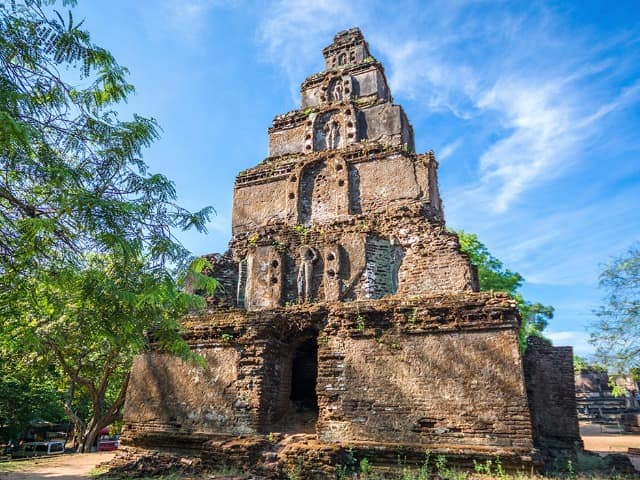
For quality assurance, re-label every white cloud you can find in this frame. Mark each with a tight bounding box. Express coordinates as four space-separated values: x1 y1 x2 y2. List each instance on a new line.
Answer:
438 139 463 162
547 330 594 356
579 79 640 128
472 75 640 212
257 0 364 102
373 36 478 120
161 0 238 40
381 46 637 213
473 78 579 212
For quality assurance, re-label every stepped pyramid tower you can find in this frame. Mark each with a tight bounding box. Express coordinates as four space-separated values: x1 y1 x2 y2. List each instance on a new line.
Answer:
122 29 580 475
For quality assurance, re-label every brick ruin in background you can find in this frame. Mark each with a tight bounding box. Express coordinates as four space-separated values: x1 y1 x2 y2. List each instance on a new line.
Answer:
122 28 581 477
574 364 640 433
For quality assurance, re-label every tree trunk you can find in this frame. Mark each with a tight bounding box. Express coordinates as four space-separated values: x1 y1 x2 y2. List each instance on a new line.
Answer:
80 421 103 453
76 375 130 453
62 383 85 452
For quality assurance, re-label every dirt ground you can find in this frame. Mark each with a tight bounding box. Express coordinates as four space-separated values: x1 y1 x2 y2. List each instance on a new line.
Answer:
580 422 640 470
0 452 115 480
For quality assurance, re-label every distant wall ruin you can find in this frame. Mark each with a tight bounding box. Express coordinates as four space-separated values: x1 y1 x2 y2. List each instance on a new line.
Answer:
524 336 582 453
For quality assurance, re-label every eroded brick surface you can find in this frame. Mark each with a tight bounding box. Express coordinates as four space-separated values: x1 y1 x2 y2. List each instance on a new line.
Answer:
523 337 582 455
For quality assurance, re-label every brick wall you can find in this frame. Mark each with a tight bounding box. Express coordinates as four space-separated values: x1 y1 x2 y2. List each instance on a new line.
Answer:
124 293 534 457
523 336 582 452
219 208 478 310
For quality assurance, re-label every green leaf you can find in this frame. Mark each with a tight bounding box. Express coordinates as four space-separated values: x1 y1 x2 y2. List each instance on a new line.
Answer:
0 0 216 449
457 230 553 351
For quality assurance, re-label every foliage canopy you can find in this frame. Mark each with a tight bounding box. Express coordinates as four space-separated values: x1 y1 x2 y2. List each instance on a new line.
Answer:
590 243 640 372
0 0 216 449
457 231 553 349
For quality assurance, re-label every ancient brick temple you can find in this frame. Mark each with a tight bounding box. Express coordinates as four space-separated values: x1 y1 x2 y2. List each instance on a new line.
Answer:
123 29 580 475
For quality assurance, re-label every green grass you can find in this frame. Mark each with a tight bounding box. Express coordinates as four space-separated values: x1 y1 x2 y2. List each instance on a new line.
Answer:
4 461 635 480
90 474 640 480
88 464 112 476
3 453 635 480
334 471 638 480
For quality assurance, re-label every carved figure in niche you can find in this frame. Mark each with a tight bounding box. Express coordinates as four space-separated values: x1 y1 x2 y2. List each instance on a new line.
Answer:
297 245 319 303
325 120 341 149
390 237 404 293
329 81 343 102
237 259 248 307
338 53 346 66
313 111 340 151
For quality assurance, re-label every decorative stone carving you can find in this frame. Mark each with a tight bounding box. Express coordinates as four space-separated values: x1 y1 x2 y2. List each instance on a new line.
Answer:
245 246 283 309
324 245 341 301
329 79 343 102
326 119 341 149
323 28 372 70
333 156 350 216
237 258 248 307
297 245 319 303
390 236 404 293
267 252 283 305
313 112 341 151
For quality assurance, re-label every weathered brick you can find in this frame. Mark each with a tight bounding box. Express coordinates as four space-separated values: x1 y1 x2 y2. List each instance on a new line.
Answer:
122 27 578 477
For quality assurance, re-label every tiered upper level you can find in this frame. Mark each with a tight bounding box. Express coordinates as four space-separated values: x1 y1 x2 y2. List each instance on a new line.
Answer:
214 29 478 310
232 28 442 235
269 28 413 157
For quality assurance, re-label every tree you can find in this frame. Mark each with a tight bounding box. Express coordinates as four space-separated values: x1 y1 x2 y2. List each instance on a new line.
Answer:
457 231 553 349
5 252 215 451
0 356 66 442
573 355 589 374
590 243 640 373
0 1 216 451
0 0 213 281
572 355 606 375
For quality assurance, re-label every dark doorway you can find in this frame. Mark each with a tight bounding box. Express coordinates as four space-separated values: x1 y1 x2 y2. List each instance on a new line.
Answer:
269 336 318 433
290 337 319 413
268 335 319 434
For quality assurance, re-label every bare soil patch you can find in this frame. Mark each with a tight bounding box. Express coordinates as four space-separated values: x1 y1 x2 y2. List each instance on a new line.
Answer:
0 452 115 480
580 421 640 470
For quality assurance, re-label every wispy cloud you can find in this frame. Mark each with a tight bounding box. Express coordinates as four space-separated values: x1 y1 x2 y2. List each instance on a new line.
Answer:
474 78 579 212
373 37 478 120
376 30 639 214
438 139 463 162
547 330 593 355
161 0 238 40
474 75 640 212
257 0 365 101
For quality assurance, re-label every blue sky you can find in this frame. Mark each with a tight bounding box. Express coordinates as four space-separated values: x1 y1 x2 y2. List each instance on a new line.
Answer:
70 0 639 356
